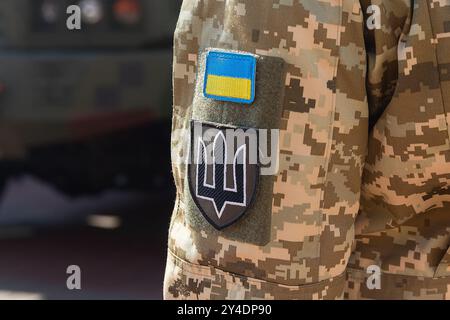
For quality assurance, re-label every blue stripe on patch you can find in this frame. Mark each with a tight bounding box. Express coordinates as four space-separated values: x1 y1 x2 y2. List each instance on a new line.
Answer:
206 51 256 79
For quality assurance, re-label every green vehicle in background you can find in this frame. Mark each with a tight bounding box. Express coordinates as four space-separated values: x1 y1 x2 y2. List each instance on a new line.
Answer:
0 0 180 196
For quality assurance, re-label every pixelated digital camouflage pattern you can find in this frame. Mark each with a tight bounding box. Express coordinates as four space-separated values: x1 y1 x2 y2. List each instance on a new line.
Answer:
360 0 412 128
165 0 368 299
346 0 450 299
166 0 450 300
165 250 346 299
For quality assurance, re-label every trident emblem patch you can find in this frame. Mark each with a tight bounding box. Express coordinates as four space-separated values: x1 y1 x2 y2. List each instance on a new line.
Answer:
188 121 259 230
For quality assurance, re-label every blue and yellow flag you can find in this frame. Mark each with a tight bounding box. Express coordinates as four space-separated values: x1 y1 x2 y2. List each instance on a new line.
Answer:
203 51 256 104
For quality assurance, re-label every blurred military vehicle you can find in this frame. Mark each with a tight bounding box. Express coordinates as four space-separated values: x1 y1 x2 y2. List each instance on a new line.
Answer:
0 0 181 195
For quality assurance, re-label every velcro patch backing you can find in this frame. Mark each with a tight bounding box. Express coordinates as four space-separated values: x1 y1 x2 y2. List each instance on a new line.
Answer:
186 48 286 246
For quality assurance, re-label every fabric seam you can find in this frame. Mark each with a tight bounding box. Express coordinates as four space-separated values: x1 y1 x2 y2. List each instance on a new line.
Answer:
168 249 346 289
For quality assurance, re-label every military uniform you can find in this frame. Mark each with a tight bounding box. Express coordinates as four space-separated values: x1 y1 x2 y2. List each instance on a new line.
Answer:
164 0 450 300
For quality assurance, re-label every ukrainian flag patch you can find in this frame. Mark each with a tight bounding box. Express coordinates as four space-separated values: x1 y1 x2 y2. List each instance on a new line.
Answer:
203 51 256 104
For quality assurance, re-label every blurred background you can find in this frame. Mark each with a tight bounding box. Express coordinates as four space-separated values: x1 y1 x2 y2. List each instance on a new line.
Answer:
0 0 181 299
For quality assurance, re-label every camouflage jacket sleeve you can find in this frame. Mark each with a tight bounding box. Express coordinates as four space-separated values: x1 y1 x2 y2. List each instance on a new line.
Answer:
165 0 368 300
164 0 449 300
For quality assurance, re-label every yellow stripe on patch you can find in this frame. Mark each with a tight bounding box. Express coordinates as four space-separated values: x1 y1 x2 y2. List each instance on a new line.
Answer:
205 75 252 101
